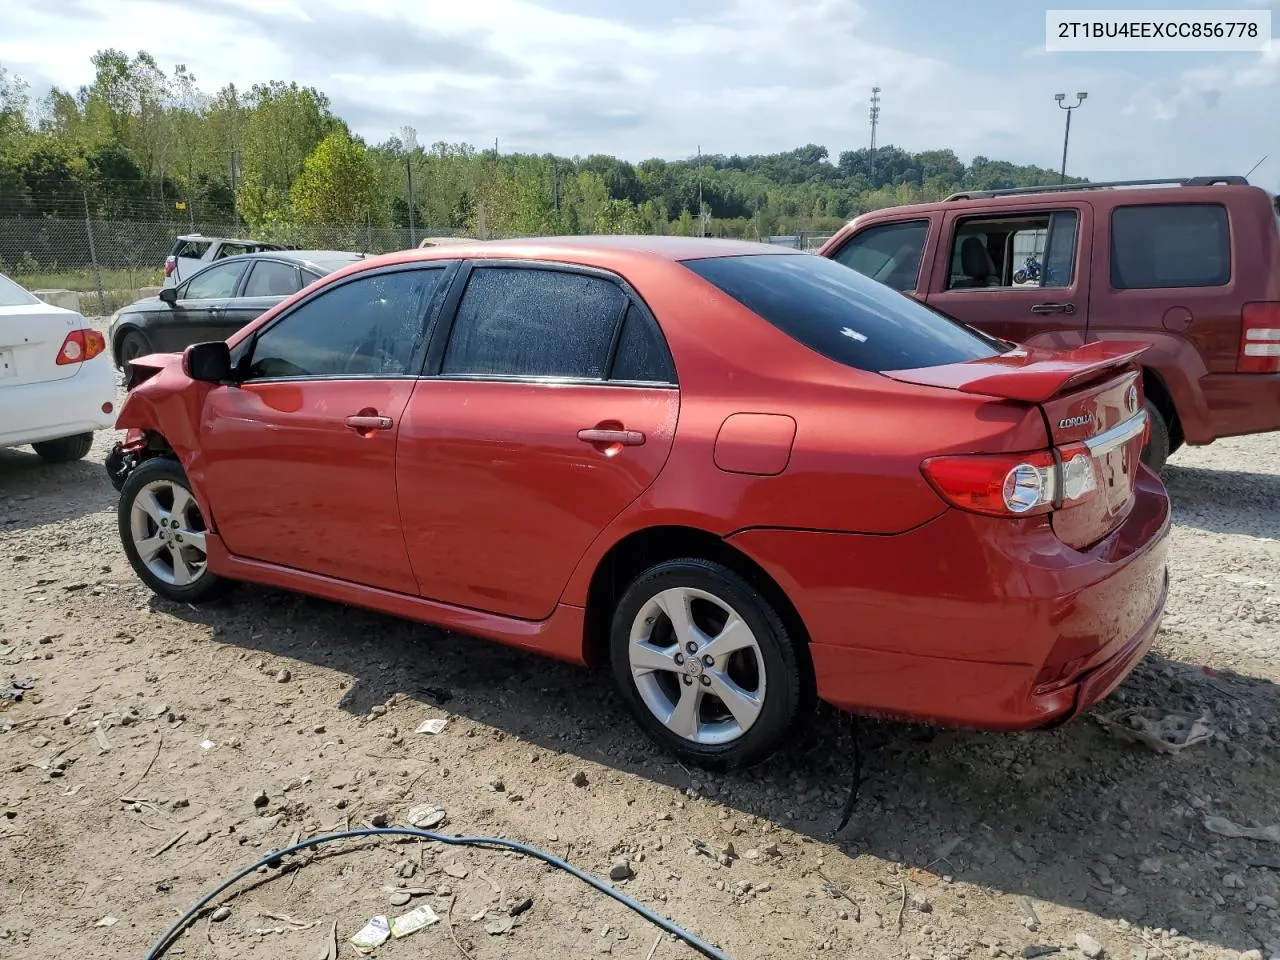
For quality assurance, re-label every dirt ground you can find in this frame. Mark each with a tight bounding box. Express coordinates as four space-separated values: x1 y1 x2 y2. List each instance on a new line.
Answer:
2 363 1278 960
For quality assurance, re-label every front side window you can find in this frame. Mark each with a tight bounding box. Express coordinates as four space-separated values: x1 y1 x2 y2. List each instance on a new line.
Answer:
947 210 1079 290
442 267 626 379
245 268 445 379
684 253 1000 373
182 261 247 300
1111 203 1230 289
831 220 929 292
243 261 302 298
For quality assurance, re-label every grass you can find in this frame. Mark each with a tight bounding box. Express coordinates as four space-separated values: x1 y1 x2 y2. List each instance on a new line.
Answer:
9 267 165 315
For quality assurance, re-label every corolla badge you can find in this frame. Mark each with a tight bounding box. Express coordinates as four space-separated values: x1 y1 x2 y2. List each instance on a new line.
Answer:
1058 414 1093 429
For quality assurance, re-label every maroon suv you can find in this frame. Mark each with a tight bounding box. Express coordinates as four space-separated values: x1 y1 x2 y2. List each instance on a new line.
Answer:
819 176 1280 471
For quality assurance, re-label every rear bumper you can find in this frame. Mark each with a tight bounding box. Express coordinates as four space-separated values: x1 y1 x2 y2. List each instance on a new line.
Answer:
1196 372 1280 441
727 466 1171 730
0 358 117 448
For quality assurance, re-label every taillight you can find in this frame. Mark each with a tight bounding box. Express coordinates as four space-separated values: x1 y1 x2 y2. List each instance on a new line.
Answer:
922 443 1099 519
164 257 176 277
56 329 107 365
1239 302 1280 373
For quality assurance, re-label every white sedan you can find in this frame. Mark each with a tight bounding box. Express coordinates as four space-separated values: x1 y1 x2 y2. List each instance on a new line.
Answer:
0 273 117 463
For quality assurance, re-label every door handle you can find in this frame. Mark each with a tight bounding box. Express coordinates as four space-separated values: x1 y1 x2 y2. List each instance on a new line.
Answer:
1030 302 1075 315
345 414 393 431
578 428 645 446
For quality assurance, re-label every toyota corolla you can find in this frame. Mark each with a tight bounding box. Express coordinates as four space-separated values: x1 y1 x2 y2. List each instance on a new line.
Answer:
107 236 1170 770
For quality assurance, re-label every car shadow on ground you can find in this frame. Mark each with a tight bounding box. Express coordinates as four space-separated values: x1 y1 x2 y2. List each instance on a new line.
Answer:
159 587 1280 955
1164 462 1280 539
0 447 116 533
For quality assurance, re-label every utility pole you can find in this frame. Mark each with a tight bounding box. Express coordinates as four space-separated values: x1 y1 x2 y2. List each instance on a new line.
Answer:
551 158 558 215
697 144 705 237
869 86 881 183
229 148 239 229
1055 92 1087 183
401 127 419 243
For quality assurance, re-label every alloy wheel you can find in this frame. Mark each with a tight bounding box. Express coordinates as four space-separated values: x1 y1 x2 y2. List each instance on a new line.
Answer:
128 479 209 587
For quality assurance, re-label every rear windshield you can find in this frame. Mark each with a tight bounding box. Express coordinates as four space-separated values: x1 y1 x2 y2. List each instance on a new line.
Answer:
0 273 40 307
683 253 1001 372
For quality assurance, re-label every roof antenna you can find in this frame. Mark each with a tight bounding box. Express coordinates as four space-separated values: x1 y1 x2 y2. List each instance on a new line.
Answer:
1243 154 1267 180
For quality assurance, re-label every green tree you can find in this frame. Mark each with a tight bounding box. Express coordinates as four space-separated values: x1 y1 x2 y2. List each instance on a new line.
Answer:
290 131 378 226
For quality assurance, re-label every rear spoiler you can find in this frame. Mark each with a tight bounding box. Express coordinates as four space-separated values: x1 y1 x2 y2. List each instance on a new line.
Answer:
883 341 1150 404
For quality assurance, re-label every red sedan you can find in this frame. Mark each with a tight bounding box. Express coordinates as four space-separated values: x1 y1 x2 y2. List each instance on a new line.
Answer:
109 237 1171 770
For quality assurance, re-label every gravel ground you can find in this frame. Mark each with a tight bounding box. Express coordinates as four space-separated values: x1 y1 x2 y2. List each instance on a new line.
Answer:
1 355 1278 960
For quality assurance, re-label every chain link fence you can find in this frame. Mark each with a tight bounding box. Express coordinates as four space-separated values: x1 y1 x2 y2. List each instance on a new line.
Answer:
0 217 484 315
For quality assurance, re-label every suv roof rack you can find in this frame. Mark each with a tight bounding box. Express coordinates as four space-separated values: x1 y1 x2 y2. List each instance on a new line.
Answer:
944 176 1250 202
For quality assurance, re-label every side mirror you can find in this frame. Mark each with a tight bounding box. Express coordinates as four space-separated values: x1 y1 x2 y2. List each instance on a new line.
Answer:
183 341 232 383
159 287 178 304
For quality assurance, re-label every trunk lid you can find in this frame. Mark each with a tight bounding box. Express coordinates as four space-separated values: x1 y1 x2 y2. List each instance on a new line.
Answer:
885 341 1150 550
0 302 83 388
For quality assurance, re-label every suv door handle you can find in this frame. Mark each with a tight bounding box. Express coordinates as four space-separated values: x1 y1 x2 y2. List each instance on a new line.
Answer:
578 427 645 446
345 414 393 431
1031 302 1075 315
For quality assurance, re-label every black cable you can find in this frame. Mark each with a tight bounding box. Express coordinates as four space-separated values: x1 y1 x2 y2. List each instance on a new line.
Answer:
835 715 863 832
143 826 733 960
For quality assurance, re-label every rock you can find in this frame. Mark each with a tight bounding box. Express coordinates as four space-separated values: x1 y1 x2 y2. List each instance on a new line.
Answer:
509 897 533 917
1223 873 1245 889
1076 933 1104 959
313 724 326 734
571 771 589 788
1090 864 1114 885
911 893 933 913
252 790 269 809
721 842 736 859
609 859 633 881
370 705 388 717
755 883 771 893
485 916 514 936
1238 952 1262 960
275 669 291 683
399 861 416 879
762 843 780 858
1255 894 1278 909
389 891 412 907
370 812 389 828
1023 947 1057 959
1138 858 1162 875
444 863 468 879
488 777 505 793
211 906 231 922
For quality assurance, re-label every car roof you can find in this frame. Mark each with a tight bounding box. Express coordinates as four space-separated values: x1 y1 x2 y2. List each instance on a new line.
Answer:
366 235 806 270
202 250 366 271
177 234 284 247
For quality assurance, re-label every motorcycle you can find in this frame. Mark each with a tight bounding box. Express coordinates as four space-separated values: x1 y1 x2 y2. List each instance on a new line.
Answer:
1013 255 1042 285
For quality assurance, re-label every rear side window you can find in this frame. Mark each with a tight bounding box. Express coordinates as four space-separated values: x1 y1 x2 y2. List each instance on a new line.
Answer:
243 261 302 298
172 239 210 259
830 220 928 292
685 254 1000 372
610 305 677 383
442 267 626 379
1111 204 1230 289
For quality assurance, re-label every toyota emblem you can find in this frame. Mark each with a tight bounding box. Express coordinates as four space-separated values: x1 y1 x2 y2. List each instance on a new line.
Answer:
1125 384 1139 415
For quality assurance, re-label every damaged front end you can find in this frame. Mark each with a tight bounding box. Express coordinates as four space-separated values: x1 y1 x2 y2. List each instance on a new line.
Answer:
105 427 149 491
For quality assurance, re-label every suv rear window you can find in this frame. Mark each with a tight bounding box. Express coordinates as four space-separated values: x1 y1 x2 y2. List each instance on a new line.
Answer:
684 254 1001 372
1110 204 1230 289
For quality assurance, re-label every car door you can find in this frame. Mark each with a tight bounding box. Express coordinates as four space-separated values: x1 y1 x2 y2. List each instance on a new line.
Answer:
153 260 249 353
197 264 454 593
219 259 309 337
396 262 680 620
924 203 1093 350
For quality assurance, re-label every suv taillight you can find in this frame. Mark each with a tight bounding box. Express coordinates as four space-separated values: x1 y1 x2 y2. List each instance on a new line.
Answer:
1239 302 1280 373
164 256 176 277
922 443 1100 519
56 329 107 365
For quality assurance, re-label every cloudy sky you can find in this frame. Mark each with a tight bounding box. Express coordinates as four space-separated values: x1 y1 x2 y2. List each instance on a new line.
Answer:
2 0 1278 184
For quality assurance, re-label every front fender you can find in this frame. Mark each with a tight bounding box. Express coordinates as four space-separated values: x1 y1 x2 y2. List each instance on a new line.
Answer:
114 352 220 529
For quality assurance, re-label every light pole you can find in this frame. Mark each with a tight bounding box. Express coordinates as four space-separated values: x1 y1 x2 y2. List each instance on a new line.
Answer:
1055 92 1087 183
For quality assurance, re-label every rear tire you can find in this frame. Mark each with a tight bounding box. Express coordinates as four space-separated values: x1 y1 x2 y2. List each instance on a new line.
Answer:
1141 400 1171 474
32 433 93 463
608 558 809 771
118 457 233 604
